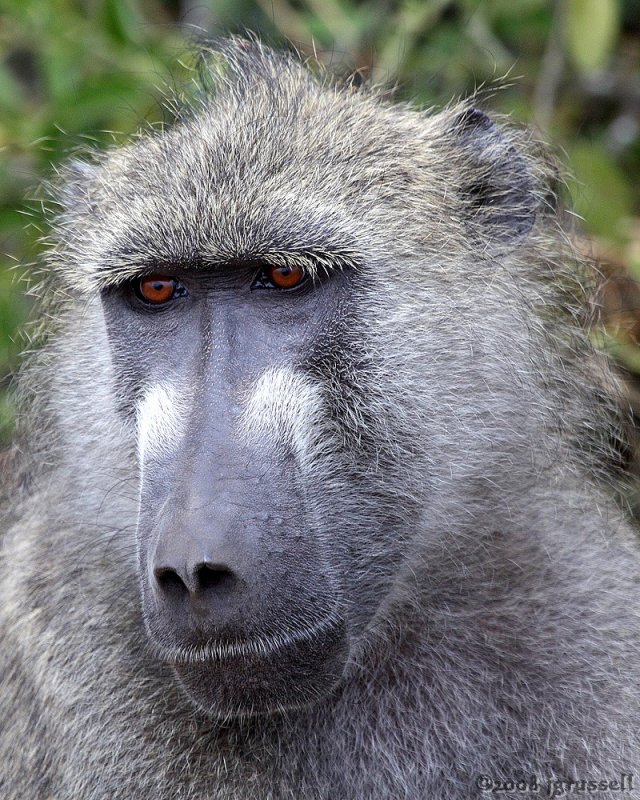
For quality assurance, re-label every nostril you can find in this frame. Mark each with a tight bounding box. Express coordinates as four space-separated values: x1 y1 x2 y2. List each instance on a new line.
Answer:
154 567 189 598
195 563 238 593
152 562 239 598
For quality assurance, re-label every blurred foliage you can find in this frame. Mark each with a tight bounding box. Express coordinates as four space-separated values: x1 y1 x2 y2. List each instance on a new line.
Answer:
1 0 640 445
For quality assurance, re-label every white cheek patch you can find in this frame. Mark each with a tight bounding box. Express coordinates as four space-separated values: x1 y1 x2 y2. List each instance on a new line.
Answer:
238 367 324 459
136 382 189 463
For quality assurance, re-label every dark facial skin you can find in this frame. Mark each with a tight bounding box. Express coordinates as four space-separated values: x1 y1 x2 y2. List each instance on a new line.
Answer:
101 261 352 717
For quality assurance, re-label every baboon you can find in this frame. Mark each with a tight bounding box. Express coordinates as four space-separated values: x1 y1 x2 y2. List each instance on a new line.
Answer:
2 37 640 800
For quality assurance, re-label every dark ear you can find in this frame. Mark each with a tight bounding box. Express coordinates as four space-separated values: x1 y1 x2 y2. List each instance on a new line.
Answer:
453 108 537 244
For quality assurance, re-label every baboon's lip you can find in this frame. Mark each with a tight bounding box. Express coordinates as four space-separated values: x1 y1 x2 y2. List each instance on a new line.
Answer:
170 616 350 717
155 612 347 666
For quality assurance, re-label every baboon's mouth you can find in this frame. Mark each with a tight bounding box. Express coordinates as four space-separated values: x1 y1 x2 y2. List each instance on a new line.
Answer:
159 612 346 665
162 616 349 717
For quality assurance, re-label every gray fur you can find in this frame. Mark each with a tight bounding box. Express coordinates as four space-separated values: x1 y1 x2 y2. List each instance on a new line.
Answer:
1 38 640 799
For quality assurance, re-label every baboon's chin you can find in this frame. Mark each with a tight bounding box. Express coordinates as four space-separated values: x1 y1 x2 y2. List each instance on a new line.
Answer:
170 622 349 718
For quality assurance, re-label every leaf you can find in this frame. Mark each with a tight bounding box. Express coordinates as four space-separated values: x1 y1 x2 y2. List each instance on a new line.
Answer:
565 0 620 72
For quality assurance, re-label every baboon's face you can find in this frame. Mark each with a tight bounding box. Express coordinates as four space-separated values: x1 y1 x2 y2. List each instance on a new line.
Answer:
101 252 391 717
91 61 434 719
89 54 534 717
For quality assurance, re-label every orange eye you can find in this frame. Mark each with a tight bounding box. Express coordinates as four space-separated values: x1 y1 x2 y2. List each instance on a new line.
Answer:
266 264 307 290
137 275 177 305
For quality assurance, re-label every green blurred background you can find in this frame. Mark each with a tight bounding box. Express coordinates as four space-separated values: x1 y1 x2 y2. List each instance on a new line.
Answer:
1 0 640 446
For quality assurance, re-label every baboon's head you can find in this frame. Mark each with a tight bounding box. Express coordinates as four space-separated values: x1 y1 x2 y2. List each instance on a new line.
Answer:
56 40 538 717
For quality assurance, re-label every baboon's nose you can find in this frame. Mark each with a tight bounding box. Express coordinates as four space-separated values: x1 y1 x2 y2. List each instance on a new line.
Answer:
149 543 250 637
148 487 253 624
153 561 240 600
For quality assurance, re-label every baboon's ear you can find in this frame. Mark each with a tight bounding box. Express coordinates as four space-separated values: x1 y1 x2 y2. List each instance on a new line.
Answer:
453 108 537 243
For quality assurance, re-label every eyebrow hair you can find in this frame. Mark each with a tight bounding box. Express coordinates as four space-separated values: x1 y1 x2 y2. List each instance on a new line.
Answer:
94 235 363 291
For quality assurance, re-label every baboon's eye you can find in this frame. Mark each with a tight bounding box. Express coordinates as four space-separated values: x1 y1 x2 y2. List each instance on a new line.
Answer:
251 264 308 291
135 275 182 306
